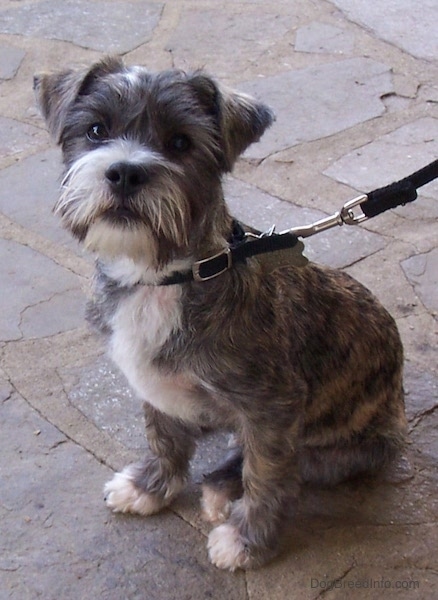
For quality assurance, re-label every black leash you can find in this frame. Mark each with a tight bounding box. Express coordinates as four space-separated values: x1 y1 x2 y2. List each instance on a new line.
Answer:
361 158 438 218
160 158 438 285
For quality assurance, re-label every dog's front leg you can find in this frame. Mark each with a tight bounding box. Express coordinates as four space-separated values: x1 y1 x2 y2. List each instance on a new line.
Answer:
104 403 196 516
207 418 300 570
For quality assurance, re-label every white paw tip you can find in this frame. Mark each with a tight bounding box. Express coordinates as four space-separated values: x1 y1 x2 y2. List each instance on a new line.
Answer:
207 523 249 571
103 466 163 516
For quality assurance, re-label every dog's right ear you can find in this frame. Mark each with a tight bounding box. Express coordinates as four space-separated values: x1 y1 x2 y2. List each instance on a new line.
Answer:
33 69 85 142
34 57 124 143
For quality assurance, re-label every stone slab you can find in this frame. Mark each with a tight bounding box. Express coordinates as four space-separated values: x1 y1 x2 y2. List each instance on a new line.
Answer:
226 177 386 268
324 118 438 215
166 9 293 75
295 22 355 54
344 241 420 319
0 148 78 250
0 45 26 80
0 378 13 403
241 58 393 159
404 366 438 425
60 354 233 484
0 116 46 160
410 412 438 470
247 524 437 599
19 287 87 340
61 355 146 451
0 0 436 594
406 367 438 472
1 329 134 473
401 248 438 314
331 0 438 60
0 238 84 341
0 393 247 599
0 0 163 54
420 85 438 104
397 312 438 375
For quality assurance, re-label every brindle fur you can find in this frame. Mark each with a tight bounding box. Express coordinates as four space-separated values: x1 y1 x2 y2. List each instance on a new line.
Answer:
35 57 406 570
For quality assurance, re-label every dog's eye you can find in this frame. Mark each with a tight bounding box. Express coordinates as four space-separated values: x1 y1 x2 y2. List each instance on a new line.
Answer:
168 134 191 154
87 123 109 143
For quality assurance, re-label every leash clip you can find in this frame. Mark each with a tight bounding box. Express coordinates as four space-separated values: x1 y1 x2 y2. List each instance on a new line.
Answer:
281 193 369 239
340 194 368 225
244 224 277 240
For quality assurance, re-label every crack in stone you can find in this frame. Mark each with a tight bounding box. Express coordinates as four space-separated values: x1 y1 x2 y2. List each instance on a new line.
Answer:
57 367 92 420
338 245 385 269
243 572 251 600
0 371 20 405
1 389 13 404
4 368 113 474
49 439 68 451
395 307 430 321
315 560 357 598
0 564 20 572
16 286 81 339
409 403 438 429
408 564 438 574
128 3 166 57
52 369 216 540
0 213 91 280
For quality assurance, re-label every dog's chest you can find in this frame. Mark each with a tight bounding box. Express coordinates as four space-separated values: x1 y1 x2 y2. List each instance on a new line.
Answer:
110 285 181 357
108 285 198 420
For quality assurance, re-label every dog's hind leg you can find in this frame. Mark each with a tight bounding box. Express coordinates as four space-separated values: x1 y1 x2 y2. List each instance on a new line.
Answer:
201 447 243 524
104 403 197 515
298 432 405 486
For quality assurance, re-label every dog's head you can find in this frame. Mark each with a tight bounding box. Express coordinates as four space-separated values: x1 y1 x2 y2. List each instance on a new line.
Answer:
34 57 274 270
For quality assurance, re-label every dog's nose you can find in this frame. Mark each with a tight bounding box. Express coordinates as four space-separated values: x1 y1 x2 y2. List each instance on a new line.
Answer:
105 162 148 197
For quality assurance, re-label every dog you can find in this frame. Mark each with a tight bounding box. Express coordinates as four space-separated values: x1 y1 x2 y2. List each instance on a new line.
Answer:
34 57 407 571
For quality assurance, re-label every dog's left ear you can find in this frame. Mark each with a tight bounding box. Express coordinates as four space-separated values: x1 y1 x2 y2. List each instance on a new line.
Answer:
189 74 275 171
218 86 275 170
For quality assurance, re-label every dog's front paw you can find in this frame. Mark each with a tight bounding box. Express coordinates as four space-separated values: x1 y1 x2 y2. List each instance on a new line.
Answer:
104 465 166 516
207 523 251 571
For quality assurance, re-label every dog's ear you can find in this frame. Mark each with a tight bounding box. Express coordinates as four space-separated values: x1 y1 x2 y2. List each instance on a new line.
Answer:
218 86 275 170
33 56 124 143
34 68 85 142
189 74 275 171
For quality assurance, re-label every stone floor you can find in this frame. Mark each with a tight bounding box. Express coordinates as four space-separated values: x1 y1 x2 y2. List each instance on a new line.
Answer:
0 0 437 598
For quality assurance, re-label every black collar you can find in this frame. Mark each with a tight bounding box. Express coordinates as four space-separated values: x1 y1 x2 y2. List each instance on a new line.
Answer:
158 220 300 285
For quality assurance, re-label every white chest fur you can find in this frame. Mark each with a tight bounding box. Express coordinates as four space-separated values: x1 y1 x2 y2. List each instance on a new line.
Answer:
109 284 199 422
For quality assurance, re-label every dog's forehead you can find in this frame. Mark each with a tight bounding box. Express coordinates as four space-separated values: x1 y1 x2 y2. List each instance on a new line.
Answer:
99 67 199 107
122 65 148 86
77 65 215 129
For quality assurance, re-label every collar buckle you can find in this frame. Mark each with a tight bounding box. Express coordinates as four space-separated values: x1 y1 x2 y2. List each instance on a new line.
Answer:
192 247 232 282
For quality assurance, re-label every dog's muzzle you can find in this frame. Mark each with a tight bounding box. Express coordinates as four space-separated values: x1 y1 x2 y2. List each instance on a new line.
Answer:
105 161 149 200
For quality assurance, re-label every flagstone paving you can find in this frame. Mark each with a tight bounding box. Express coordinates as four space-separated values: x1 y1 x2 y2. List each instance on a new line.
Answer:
0 0 437 598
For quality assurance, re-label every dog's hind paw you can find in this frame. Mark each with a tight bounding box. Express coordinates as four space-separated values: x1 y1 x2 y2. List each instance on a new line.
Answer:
201 485 233 524
104 465 165 516
207 523 251 571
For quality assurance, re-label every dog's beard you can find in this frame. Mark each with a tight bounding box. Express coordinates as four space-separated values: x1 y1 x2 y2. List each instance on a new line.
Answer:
84 220 157 263
55 140 190 265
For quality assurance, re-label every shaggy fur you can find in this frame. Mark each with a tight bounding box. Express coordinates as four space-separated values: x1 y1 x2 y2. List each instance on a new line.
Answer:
35 57 406 570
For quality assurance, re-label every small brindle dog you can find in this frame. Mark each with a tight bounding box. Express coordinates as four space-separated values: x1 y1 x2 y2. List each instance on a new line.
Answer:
35 57 406 570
